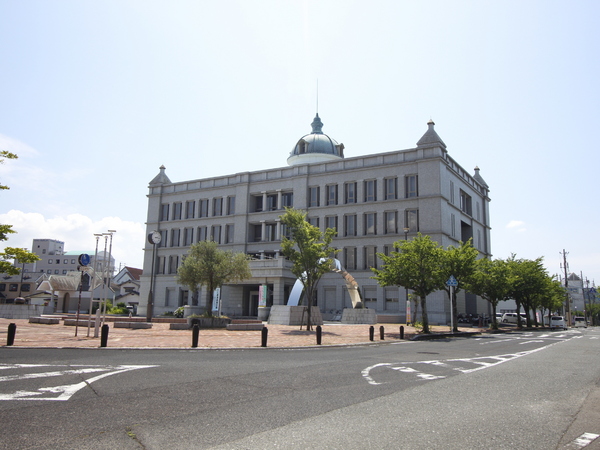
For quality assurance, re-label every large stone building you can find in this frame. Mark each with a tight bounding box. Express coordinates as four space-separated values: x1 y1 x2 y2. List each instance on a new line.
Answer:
138 115 492 324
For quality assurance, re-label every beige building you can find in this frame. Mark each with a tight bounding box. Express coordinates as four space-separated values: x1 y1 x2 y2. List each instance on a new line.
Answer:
138 115 492 324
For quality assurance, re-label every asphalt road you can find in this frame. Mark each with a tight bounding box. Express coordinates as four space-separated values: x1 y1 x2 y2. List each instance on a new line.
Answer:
1 328 599 449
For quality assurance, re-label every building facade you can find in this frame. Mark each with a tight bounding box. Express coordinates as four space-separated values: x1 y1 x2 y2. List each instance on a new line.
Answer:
138 116 492 324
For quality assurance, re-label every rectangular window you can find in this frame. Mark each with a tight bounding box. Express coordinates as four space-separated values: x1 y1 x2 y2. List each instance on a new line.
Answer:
405 175 418 198
0 283 5 291
199 199 209 218
309 187 320 207
460 190 472 215
385 211 397 234
344 214 357 237
364 246 377 270
168 255 179 274
173 202 182 220
405 209 419 232
48 259 53 264
71 259 76 264
383 245 394 256
211 225 222 244
451 213 456 237
225 224 235 243
157 256 166 274
227 196 236 215
344 247 357 270
327 185 338 206
265 223 277 241
253 195 263 212
308 217 319 228
171 229 181 247
9 284 18 291
184 228 194 246
267 194 278 211
160 229 168 247
197 226 208 242
56 259 60 264
450 181 455 204
213 198 223 216
63 259 68 264
476 202 481 221
282 192 293 208
186 201 196 219
160 204 169 221
281 223 291 239
251 224 261 242
345 182 357 204
364 180 377 202
385 177 397 200
325 215 338 232
364 212 377 235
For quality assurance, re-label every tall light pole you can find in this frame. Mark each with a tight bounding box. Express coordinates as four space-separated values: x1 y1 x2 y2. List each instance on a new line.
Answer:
561 249 571 326
88 234 102 337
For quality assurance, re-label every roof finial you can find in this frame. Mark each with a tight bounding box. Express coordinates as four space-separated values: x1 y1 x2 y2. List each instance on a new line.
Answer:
316 79 319 115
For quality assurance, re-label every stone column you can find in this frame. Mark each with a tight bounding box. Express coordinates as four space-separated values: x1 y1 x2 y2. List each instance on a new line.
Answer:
272 278 286 305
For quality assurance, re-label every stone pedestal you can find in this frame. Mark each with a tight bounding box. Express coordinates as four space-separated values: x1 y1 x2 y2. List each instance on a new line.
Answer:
268 305 323 326
183 305 203 318
257 307 271 321
341 308 377 324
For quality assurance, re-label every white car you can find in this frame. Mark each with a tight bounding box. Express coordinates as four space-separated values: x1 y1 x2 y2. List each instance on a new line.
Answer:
549 316 567 330
574 317 587 328
501 313 527 324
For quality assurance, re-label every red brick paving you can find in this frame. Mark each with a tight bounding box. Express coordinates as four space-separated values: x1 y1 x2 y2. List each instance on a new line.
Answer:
0 318 486 349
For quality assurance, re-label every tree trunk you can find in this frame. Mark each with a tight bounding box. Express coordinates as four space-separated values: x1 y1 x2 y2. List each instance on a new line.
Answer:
451 289 458 332
420 295 430 333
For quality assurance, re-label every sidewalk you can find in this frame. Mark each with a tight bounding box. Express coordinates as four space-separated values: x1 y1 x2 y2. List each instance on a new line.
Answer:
0 318 487 349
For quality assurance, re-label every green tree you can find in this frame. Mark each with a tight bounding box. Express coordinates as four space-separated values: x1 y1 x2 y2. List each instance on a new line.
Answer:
439 239 478 332
280 208 338 331
506 255 548 328
176 240 251 314
373 233 445 334
536 277 565 327
1 151 40 274
465 258 510 330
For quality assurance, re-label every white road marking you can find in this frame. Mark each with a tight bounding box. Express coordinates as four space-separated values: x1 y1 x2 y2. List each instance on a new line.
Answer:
363 340 564 385
568 432 599 448
0 364 158 401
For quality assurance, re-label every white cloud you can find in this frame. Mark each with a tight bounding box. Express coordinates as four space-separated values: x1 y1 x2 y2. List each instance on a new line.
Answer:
0 133 39 158
0 210 145 269
506 220 526 232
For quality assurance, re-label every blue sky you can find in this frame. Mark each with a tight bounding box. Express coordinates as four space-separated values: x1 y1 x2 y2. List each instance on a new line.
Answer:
1 0 598 285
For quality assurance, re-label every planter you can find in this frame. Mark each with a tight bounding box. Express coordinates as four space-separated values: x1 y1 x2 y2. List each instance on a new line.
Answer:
257 307 271 321
187 317 232 329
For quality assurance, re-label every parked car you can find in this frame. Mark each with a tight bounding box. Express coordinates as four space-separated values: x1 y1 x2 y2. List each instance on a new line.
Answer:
501 313 527 324
549 316 567 330
574 317 587 328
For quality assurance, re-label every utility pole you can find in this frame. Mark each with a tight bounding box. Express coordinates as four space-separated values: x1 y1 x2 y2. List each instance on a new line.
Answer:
560 249 571 327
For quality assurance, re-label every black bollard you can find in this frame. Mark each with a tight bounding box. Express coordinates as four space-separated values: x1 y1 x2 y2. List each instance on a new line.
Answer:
192 324 199 348
369 325 374 341
100 324 109 348
316 325 322 345
7 323 16 346
261 326 268 347
400 325 404 340
380 325 385 340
